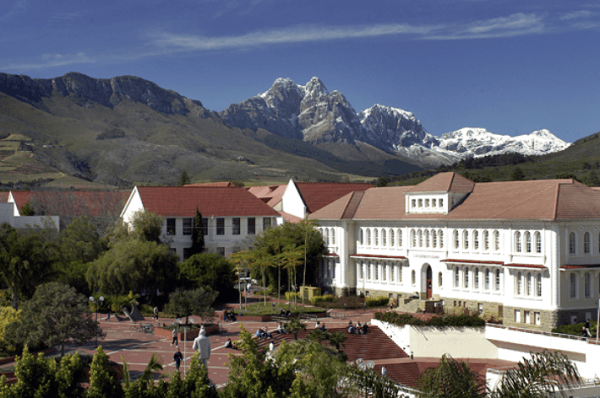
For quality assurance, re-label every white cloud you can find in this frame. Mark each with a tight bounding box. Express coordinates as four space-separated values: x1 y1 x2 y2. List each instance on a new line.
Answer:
1 52 95 71
560 10 592 21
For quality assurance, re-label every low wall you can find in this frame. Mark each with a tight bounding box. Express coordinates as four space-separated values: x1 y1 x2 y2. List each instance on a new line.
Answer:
372 320 497 359
155 324 219 340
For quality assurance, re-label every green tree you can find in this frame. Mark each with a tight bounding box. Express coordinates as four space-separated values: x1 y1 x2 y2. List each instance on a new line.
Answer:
179 253 237 302
5 282 104 356
20 202 35 216
87 346 124 398
0 224 57 309
189 208 205 256
0 306 20 351
417 353 485 398
285 317 307 341
511 167 525 181
178 170 191 186
164 287 217 324
130 210 163 244
164 351 218 398
55 352 88 398
86 238 179 297
221 326 296 398
489 350 581 398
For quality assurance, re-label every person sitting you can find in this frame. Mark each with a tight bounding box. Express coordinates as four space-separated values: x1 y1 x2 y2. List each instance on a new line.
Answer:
362 323 369 335
321 322 327 332
225 337 236 349
256 329 266 340
348 325 356 334
286 309 291 318
277 322 287 334
315 321 321 329
262 327 272 339
356 322 362 334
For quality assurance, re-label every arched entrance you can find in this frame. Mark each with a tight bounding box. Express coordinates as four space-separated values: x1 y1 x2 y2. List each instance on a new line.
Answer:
426 265 433 299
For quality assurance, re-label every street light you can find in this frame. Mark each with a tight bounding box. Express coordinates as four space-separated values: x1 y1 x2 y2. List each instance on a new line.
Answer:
178 317 194 375
89 296 104 347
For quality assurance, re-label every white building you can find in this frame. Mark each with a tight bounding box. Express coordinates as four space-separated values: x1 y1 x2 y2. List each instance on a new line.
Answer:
121 185 282 260
310 172 600 331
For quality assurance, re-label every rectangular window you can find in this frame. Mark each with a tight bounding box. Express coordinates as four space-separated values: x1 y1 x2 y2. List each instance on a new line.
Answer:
514 310 521 323
166 218 176 235
263 217 272 230
247 217 255 235
201 218 208 236
183 218 193 235
232 218 241 235
534 312 541 325
524 311 531 324
439 199 444 208
216 218 225 235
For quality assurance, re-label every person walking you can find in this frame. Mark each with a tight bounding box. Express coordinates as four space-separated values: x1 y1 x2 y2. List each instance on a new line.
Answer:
382 366 387 377
173 348 183 372
171 326 179 347
105 309 111 321
153 306 159 320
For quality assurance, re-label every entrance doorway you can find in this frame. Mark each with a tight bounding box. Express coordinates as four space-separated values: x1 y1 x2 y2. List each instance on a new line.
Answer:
426 266 432 299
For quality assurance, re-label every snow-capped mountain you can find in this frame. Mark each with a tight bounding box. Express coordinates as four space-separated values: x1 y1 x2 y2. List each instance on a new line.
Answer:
219 77 571 167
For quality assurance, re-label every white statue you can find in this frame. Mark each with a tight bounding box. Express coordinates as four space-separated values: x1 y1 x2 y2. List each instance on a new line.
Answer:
192 326 211 369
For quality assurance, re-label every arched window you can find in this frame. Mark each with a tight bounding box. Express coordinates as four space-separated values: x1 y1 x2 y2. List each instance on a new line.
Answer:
398 229 403 247
570 273 577 298
569 232 576 254
525 232 531 253
432 230 437 248
438 230 444 248
383 263 387 281
454 267 459 288
485 269 490 290
359 229 364 245
411 270 416 285
390 229 395 247
374 262 379 280
368 263 372 280
495 269 501 291
526 273 532 295
331 228 335 245
418 229 423 247
516 272 522 295
382 229 387 247
425 230 430 247
535 232 542 253
474 268 479 289
325 229 329 245
374 229 379 246
584 232 590 254
464 267 469 288
585 272 591 298
473 231 479 250
390 264 394 282
367 229 372 246
494 230 500 251
483 230 489 251
515 231 522 253
411 229 416 248
438 272 443 287
454 230 459 249
536 273 542 297
463 230 469 250
358 262 364 279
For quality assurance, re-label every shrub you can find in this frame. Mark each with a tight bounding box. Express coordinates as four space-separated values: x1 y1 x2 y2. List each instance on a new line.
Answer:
553 321 596 337
310 294 334 305
285 292 300 300
375 311 485 327
365 296 389 308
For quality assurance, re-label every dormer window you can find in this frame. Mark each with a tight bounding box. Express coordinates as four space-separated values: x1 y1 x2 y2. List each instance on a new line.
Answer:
412 199 416 207
425 199 430 207
418 199 423 207
439 199 444 208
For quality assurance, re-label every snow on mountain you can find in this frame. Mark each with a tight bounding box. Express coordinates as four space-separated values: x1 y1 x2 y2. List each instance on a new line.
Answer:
219 77 571 167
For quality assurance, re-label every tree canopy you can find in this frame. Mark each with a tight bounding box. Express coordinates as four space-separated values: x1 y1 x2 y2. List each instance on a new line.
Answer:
179 253 237 302
164 287 217 324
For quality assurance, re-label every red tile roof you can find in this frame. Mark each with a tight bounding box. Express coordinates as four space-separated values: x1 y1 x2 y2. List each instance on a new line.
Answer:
10 190 129 217
136 186 280 217
0 192 9 203
351 254 408 260
504 263 548 270
185 182 235 187
247 184 287 207
560 264 600 269
310 174 600 222
408 172 475 193
441 259 504 266
295 182 372 214
278 211 302 223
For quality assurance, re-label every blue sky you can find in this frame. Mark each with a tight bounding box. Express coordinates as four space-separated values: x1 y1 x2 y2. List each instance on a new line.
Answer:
1 0 599 143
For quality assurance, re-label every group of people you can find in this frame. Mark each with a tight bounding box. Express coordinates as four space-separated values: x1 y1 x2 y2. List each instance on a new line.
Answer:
348 321 368 335
224 310 237 322
256 327 272 340
315 321 327 332
280 309 292 318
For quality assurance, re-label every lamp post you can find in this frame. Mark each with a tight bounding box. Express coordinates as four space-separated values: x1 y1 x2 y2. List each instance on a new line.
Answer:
89 296 104 347
178 317 194 375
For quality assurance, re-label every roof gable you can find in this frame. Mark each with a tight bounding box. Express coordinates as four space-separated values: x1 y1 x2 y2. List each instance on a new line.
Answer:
408 172 474 193
295 182 372 214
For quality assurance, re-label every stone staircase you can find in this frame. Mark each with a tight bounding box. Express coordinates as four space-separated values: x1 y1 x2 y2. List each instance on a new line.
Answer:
255 325 409 362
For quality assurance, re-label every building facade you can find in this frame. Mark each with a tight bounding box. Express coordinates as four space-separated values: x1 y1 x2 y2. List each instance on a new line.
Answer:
310 173 600 331
121 186 282 260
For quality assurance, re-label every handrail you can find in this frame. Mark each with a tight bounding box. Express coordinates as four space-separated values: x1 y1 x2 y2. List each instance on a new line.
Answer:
486 323 590 342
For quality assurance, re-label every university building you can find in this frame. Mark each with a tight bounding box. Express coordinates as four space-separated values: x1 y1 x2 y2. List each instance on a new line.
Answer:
309 172 600 331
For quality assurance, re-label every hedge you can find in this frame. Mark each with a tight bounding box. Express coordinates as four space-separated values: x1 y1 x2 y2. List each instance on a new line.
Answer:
375 311 485 327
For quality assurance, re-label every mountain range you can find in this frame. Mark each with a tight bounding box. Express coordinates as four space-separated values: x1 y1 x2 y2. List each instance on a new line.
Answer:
0 72 571 186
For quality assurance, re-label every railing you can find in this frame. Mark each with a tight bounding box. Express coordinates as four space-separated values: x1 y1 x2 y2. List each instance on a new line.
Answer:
486 323 591 342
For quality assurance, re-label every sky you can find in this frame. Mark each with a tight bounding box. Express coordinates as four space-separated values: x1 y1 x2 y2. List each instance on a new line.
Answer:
1 0 599 143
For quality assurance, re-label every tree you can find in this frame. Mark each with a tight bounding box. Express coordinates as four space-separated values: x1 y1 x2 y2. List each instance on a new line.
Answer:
511 167 525 181
189 208 205 256
130 210 164 244
417 353 486 398
87 346 124 398
178 170 191 186
489 350 581 398
0 306 20 352
20 202 35 216
179 253 236 302
86 238 179 297
0 224 57 309
163 288 217 324
285 317 307 340
5 282 104 356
